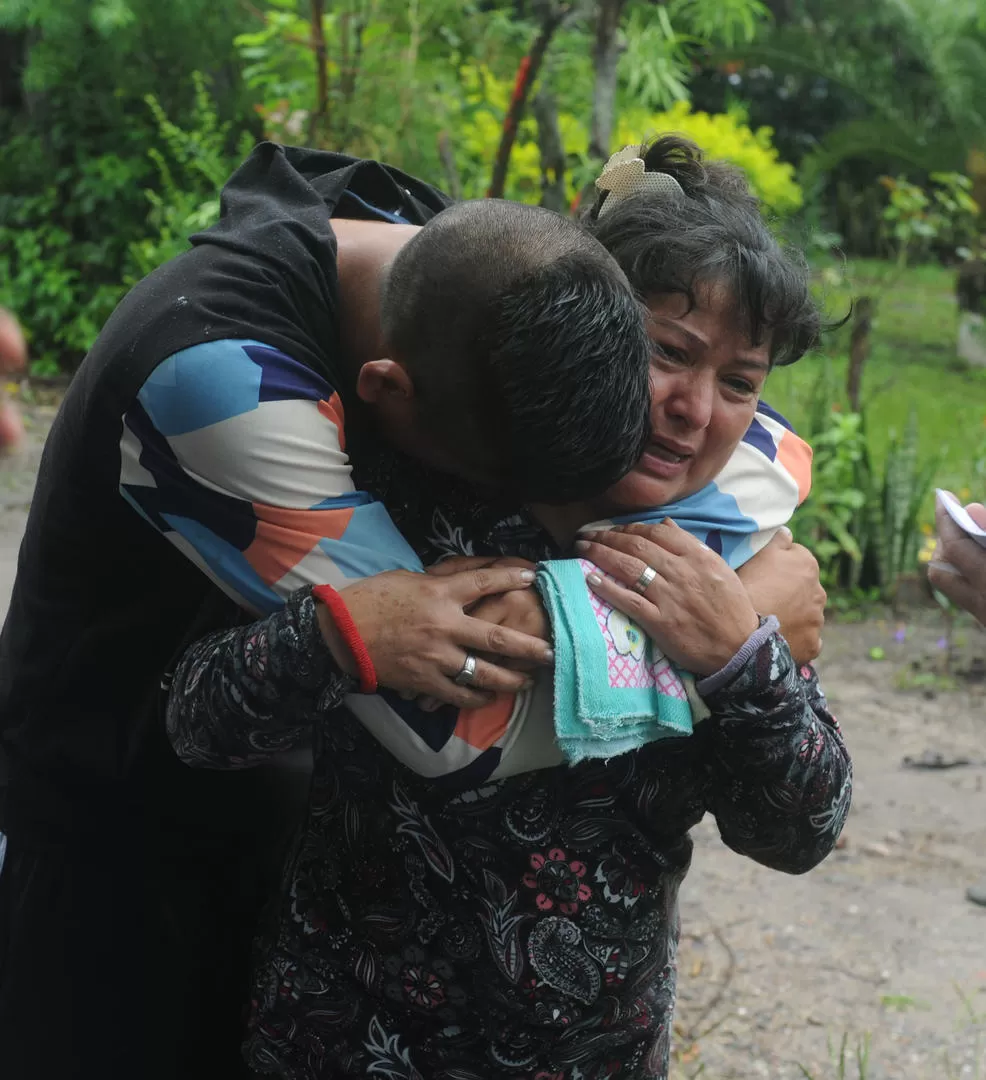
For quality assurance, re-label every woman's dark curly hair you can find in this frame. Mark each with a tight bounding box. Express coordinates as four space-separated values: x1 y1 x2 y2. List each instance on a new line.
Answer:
583 135 825 367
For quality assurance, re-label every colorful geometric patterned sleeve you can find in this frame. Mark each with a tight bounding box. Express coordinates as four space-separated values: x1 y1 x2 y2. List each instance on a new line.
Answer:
119 339 423 615
600 400 813 565
129 340 542 782
698 634 852 874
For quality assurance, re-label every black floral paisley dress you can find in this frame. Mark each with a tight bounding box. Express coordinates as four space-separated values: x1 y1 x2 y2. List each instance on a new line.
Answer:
165 458 852 1080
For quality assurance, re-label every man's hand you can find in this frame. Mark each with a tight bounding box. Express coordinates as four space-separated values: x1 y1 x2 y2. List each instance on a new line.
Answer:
0 309 25 451
428 555 550 671
317 566 554 709
929 498 986 626
736 527 826 666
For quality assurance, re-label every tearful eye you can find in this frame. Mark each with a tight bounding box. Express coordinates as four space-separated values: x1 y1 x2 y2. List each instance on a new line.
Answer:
654 344 688 364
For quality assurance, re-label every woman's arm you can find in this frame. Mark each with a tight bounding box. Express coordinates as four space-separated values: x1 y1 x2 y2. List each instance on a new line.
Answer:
165 586 355 769
696 623 851 873
574 519 851 872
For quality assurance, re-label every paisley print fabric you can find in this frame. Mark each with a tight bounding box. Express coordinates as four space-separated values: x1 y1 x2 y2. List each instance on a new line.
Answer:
167 524 851 1079
165 588 356 769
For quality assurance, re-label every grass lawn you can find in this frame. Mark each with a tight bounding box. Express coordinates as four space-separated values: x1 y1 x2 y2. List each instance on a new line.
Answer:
764 258 986 522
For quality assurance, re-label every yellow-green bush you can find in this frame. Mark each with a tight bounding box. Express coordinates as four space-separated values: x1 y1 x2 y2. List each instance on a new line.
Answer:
456 65 572 204
454 71 802 216
614 102 803 215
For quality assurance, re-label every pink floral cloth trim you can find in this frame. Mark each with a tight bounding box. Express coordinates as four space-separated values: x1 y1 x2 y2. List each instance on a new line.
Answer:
579 558 688 700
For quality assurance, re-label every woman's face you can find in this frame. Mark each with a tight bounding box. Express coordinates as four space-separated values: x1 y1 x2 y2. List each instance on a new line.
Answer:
599 283 771 513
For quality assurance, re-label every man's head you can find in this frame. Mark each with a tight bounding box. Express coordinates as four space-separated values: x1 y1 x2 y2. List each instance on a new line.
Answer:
358 199 652 505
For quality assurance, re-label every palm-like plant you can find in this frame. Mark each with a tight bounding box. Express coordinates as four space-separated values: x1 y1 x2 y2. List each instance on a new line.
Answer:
716 0 986 184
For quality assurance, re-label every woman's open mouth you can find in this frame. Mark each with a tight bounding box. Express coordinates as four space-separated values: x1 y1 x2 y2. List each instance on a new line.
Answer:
638 437 694 479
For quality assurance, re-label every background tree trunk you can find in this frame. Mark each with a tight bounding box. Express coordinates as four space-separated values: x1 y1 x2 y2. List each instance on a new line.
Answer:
588 0 628 163
487 2 571 198
437 131 463 200
0 31 26 112
847 295 873 411
308 0 330 146
532 90 567 212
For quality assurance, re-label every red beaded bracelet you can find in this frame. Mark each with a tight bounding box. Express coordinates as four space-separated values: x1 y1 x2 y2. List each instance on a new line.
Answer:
312 584 378 694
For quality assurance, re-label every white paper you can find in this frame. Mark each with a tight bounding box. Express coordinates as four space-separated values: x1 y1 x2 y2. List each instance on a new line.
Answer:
936 489 986 549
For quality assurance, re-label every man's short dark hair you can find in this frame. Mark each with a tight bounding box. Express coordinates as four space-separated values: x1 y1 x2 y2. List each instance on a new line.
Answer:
380 199 652 504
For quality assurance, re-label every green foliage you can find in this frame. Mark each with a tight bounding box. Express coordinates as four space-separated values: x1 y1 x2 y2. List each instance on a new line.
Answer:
770 257 984 513
617 5 693 108
231 0 780 207
454 63 557 203
775 0 986 181
797 1032 871 1080
618 0 768 109
453 75 801 213
0 156 137 373
665 0 768 50
615 102 802 214
863 410 943 594
0 70 251 372
694 0 986 255
791 403 867 584
879 172 980 267
0 0 253 369
127 75 253 281
789 379 944 598
233 0 490 180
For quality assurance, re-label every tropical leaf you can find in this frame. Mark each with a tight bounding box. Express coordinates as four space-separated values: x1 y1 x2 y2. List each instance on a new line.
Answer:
801 121 966 186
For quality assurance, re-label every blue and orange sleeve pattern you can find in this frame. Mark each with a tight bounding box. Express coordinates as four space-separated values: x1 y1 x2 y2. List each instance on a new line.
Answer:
123 339 528 782
119 339 424 615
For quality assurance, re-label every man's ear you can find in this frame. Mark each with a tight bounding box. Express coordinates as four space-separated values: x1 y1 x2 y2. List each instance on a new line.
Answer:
356 359 416 405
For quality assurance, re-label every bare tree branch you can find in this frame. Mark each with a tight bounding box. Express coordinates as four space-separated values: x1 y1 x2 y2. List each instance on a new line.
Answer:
589 0 629 163
308 0 330 146
437 131 463 200
337 3 367 146
532 90 568 212
847 294 873 412
399 0 422 132
488 1 573 199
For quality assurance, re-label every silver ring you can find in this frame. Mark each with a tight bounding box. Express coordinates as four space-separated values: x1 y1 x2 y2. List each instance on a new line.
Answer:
453 653 479 687
632 565 658 595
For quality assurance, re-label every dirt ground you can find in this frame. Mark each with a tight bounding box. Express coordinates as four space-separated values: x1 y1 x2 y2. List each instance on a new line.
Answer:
673 614 986 1080
2 401 985 1080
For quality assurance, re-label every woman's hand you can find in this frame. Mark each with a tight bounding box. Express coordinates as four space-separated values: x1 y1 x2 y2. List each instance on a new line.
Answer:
928 497 986 626
575 519 758 676
736 528 826 665
319 565 554 709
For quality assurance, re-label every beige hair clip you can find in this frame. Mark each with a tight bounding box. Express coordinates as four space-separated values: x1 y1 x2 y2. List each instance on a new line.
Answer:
595 145 684 219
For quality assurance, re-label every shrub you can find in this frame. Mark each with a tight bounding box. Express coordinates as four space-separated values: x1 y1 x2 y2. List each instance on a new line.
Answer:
614 102 803 215
454 70 802 215
126 75 253 281
0 140 147 374
791 373 942 599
